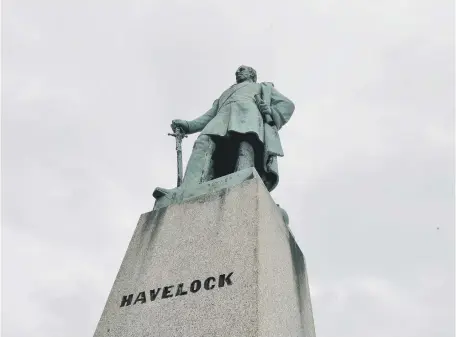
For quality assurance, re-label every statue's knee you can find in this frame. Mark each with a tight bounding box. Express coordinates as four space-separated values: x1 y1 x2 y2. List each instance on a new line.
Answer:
193 135 213 150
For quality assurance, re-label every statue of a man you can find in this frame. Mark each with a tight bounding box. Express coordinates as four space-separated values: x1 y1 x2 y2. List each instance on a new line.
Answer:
154 65 295 198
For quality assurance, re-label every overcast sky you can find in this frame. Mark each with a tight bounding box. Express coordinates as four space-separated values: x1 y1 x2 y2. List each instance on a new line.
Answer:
2 0 454 336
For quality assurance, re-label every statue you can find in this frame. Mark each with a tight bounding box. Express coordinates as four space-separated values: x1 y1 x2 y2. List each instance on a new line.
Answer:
153 65 295 206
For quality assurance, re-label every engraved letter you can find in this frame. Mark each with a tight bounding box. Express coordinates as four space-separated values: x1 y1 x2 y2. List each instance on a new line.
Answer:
162 286 174 299
204 277 216 290
134 291 146 305
176 283 188 296
190 279 202 293
150 288 161 301
120 294 133 307
218 272 234 287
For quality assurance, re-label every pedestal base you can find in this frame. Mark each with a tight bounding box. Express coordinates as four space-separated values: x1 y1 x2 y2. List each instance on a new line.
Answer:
94 169 316 337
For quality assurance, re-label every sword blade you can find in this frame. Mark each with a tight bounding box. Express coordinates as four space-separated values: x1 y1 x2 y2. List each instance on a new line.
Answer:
169 127 186 187
176 147 183 187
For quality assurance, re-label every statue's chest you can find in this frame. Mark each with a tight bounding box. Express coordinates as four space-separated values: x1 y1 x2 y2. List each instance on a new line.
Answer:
234 83 261 97
219 83 261 102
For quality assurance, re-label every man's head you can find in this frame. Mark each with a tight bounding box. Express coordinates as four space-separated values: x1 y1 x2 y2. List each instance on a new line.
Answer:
235 65 257 83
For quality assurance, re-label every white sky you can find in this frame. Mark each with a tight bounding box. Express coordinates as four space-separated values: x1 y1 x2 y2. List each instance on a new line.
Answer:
2 0 454 336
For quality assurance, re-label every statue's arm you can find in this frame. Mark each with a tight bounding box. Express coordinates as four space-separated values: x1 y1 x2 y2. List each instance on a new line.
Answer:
186 99 219 134
270 87 295 130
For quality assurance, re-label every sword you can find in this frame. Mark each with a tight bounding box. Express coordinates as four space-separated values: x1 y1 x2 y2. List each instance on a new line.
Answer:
168 126 187 187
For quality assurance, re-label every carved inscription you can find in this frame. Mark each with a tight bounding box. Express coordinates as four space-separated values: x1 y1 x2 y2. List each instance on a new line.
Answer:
120 272 233 308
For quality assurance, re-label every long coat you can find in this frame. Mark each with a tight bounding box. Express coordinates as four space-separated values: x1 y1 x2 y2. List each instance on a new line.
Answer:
186 81 295 191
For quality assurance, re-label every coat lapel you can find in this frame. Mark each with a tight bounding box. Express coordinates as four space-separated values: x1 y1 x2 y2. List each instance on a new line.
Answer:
216 81 250 112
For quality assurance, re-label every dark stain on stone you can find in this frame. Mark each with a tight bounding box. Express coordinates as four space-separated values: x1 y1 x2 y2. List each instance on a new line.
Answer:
212 188 227 229
136 208 167 279
139 208 167 250
185 185 227 206
288 233 306 331
218 188 228 211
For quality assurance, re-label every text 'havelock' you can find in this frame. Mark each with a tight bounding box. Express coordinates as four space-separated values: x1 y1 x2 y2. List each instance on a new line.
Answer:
120 272 234 308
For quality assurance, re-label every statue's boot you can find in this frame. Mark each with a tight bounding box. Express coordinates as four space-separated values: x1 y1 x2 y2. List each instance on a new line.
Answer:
153 135 216 199
152 187 175 199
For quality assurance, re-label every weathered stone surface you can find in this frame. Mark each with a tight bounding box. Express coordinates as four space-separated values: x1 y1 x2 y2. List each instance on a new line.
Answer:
152 167 259 211
94 170 315 337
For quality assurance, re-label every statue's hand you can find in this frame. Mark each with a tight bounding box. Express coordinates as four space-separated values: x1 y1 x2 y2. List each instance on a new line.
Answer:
254 95 272 116
171 119 189 133
259 102 272 116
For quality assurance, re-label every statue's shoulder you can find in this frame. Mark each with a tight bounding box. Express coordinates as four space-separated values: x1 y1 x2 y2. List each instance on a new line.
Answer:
260 81 275 87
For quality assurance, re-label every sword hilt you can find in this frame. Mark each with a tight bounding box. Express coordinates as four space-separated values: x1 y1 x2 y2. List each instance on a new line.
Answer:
168 127 188 139
168 127 188 150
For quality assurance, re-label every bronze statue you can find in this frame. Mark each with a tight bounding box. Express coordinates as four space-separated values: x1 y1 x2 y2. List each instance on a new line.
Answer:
154 65 295 200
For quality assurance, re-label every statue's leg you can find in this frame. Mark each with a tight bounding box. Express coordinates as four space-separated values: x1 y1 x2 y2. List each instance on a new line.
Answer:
152 135 216 203
181 134 216 188
235 140 255 171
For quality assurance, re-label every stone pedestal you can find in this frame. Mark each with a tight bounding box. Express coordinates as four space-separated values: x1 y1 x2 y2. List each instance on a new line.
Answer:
94 168 316 337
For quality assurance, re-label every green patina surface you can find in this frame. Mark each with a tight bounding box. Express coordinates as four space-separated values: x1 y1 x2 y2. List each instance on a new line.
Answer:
153 65 294 221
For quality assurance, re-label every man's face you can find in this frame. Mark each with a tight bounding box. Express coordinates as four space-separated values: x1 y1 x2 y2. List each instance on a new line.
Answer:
235 65 252 83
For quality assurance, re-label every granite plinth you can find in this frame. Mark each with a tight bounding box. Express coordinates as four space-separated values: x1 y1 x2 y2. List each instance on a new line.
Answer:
94 169 315 337
152 167 261 211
